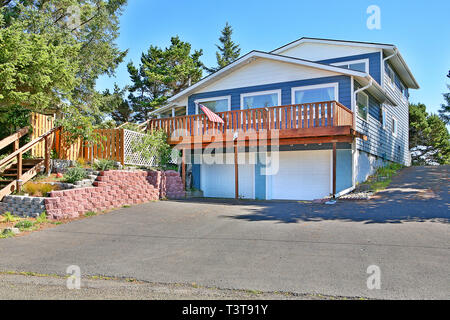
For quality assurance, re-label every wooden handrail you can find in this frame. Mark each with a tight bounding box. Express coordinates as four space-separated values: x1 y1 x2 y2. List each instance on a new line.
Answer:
0 127 29 152
0 126 60 169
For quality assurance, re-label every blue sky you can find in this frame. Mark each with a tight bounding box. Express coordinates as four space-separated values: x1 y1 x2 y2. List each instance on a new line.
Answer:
96 0 450 114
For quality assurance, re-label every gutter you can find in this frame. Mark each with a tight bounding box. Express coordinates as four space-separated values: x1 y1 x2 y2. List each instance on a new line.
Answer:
353 79 373 128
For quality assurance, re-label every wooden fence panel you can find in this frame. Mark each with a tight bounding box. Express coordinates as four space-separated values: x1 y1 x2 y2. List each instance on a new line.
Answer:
31 113 55 158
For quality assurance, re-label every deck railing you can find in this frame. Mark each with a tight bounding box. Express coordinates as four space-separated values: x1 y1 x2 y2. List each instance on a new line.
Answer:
148 101 353 138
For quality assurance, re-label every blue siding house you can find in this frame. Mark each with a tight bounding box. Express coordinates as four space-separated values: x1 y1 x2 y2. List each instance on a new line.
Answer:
150 38 419 200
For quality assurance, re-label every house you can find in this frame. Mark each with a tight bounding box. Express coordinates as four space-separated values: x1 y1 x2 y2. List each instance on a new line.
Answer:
148 37 419 201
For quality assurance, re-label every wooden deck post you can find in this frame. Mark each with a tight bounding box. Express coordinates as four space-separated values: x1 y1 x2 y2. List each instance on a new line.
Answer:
181 148 186 189
44 135 50 174
234 142 239 199
332 142 337 198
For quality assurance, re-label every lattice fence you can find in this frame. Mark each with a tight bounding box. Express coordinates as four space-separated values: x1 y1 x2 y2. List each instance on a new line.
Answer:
123 129 179 167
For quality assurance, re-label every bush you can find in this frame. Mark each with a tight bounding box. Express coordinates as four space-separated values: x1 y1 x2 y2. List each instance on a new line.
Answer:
93 159 116 171
64 167 87 183
35 212 48 224
23 182 59 197
15 220 35 230
1 212 20 222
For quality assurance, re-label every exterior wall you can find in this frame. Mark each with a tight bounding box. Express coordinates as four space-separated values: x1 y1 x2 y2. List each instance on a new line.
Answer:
355 150 386 184
275 42 379 62
317 52 382 85
188 75 352 114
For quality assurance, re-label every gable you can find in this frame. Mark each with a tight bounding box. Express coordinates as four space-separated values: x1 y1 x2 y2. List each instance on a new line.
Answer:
194 57 341 94
276 42 380 61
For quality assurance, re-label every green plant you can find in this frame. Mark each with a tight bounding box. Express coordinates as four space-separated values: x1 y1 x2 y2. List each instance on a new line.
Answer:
1 212 20 223
0 229 15 239
15 220 35 231
84 211 97 217
93 159 116 171
130 129 172 169
35 212 48 224
64 167 88 184
22 182 59 197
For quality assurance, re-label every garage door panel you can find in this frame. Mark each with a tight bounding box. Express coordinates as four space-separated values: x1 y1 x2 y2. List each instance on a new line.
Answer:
200 157 254 199
271 150 331 200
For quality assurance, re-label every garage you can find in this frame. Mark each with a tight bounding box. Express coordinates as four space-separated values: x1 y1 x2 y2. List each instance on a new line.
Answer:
200 154 255 199
269 150 332 200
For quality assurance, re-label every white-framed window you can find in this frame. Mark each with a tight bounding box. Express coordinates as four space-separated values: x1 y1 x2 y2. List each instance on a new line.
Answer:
381 106 387 129
332 59 369 73
240 89 281 110
386 65 395 87
195 95 231 114
392 117 398 137
291 83 339 104
356 91 369 121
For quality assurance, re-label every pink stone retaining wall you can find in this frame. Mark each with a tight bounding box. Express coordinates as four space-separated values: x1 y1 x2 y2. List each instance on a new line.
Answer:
45 170 185 220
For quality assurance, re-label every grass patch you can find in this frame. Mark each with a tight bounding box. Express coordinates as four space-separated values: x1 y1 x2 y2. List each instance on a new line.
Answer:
14 220 35 231
84 211 97 217
360 162 405 192
122 205 131 208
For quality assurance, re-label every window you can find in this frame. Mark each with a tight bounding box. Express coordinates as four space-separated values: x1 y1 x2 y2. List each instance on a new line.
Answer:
332 59 369 73
386 65 395 87
356 91 369 121
392 117 398 136
291 83 338 104
174 107 186 117
381 107 387 129
195 96 231 114
241 90 281 110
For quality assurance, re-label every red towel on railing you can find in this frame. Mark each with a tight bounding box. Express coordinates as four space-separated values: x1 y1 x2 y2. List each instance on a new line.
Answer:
198 104 225 124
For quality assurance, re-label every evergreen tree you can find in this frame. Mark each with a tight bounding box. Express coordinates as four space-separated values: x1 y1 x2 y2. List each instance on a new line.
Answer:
127 36 203 122
409 103 450 165
438 70 450 124
0 0 128 142
205 22 240 73
102 84 133 125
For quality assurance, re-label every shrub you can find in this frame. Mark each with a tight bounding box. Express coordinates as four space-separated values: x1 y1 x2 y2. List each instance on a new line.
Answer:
93 159 116 171
15 220 35 230
23 182 59 197
64 167 87 183
0 229 15 239
1 212 20 222
35 212 48 224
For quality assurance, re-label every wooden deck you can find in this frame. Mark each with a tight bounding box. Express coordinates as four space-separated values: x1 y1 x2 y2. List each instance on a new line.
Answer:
148 101 355 148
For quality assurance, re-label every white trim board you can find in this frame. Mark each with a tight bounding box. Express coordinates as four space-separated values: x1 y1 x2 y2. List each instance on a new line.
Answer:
194 95 231 114
240 89 282 110
290 82 339 104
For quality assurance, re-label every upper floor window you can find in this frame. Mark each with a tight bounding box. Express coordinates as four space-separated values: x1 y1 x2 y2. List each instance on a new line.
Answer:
241 90 281 110
392 117 398 137
356 91 369 121
386 65 395 87
291 83 338 104
195 96 231 114
381 107 387 129
333 59 369 73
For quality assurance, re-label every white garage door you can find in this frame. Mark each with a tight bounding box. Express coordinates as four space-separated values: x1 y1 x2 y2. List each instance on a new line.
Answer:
200 158 254 199
270 150 331 200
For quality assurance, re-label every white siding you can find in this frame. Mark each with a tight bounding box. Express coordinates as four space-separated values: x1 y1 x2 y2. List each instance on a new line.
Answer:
198 58 340 93
277 43 378 61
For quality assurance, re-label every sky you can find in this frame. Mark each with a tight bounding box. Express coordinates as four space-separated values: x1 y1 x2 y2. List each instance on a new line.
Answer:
96 0 450 114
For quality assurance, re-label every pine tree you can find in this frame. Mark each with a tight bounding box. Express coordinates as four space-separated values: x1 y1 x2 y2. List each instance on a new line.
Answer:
438 72 450 124
205 22 241 73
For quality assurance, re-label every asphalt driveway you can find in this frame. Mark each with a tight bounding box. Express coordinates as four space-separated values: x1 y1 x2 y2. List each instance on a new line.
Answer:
0 166 448 299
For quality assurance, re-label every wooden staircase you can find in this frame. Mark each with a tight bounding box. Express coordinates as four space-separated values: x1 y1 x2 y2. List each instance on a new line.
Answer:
0 126 60 201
